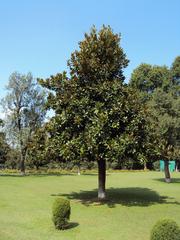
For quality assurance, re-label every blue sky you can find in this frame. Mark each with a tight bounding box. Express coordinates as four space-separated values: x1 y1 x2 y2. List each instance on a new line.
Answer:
0 0 180 103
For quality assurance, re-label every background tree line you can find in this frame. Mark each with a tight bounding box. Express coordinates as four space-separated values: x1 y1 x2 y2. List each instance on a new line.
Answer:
0 26 179 192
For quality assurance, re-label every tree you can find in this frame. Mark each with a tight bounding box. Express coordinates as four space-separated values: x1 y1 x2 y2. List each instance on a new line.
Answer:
130 59 180 182
148 88 180 182
129 64 171 170
1 72 46 174
130 63 170 102
40 26 148 199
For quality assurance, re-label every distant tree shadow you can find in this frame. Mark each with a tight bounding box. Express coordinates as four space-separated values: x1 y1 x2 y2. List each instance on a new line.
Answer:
0 174 25 177
154 178 180 183
0 173 73 177
80 173 98 176
51 187 180 208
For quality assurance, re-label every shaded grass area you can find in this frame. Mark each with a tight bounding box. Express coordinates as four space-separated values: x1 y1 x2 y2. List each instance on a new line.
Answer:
52 187 179 208
0 172 180 240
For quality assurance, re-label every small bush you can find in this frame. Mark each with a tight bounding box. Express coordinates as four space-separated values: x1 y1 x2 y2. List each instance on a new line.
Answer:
52 198 71 230
150 219 180 240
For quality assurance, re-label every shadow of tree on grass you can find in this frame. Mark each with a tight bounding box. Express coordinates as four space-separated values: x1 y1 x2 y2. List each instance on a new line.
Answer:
154 178 180 184
51 187 180 208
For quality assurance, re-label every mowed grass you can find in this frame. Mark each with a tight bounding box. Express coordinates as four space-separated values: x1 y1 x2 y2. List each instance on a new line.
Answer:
0 171 180 240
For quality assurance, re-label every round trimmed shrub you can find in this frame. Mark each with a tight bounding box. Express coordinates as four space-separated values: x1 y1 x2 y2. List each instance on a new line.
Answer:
150 219 180 240
52 198 71 230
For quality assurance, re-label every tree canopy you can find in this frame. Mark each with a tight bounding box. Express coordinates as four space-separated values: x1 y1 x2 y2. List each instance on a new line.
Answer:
130 64 171 102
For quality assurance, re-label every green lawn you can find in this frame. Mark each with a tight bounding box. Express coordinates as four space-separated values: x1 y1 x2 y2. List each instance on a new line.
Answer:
0 171 180 240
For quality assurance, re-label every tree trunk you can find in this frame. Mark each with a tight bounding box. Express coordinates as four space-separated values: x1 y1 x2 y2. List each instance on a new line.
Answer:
98 159 106 200
144 162 147 171
17 113 26 175
20 147 27 175
20 153 25 175
77 166 81 175
175 161 179 172
164 160 171 183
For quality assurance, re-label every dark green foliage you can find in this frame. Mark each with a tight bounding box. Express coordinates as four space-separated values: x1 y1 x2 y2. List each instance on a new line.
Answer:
148 88 180 163
130 64 170 100
171 56 180 85
171 56 180 97
27 126 50 170
4 148 20 169
40 26 148 167
52 198 71 230
0 132 10 166
150 219 180 240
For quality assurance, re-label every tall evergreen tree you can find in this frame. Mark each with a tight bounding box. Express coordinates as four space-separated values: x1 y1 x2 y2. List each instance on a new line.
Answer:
40 26 148 199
